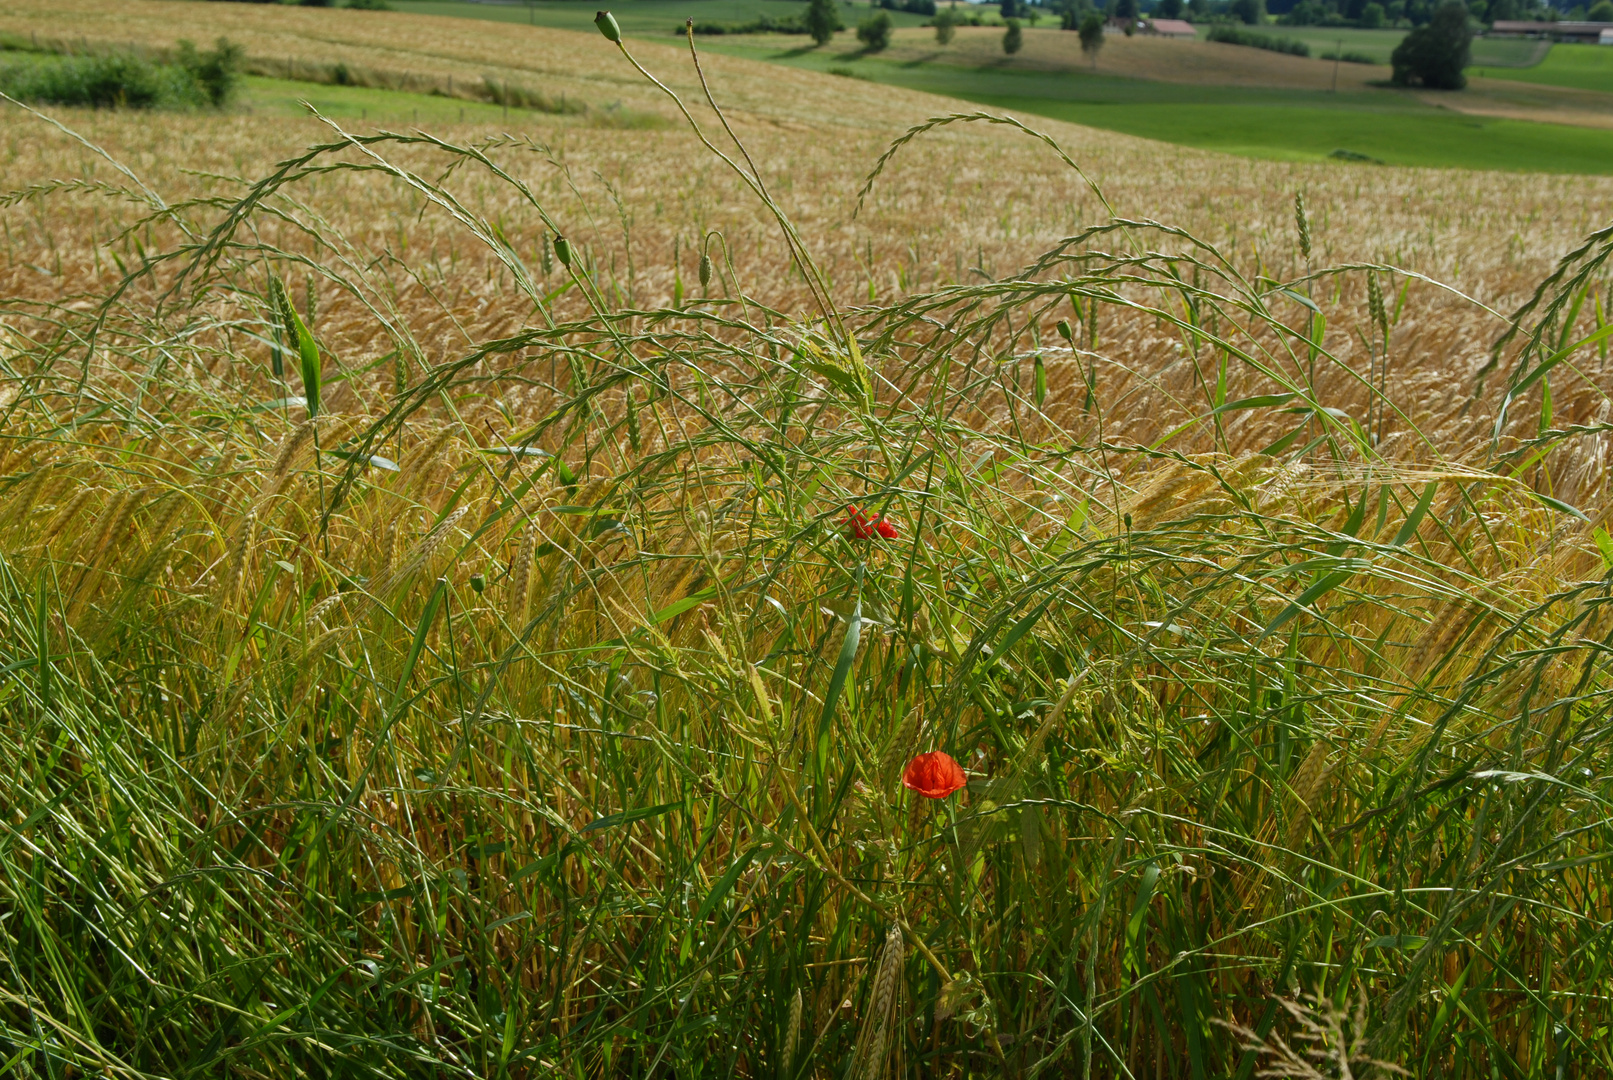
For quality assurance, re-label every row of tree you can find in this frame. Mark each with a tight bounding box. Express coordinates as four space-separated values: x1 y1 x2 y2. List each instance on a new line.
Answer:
807 0 1497 77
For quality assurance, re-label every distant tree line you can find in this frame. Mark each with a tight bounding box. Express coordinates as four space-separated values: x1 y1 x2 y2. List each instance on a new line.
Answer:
1020 0 1572 29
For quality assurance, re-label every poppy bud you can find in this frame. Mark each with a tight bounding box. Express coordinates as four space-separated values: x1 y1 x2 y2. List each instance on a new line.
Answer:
698 252 712 290
595 10 623 42
903 751 966 799
553 235 572 268
469 573 485 594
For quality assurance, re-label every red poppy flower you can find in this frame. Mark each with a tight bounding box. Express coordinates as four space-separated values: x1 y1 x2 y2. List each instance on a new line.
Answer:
902 751 967 799
843 505 898 541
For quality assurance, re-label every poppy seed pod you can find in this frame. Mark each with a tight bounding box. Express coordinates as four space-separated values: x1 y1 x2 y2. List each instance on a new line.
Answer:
698 253 712 290
469 573 485 594
595 10 623 43
553 235 573 268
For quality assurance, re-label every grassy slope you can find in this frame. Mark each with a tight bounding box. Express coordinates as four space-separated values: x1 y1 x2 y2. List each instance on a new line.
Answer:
1245 25 1548 66
1471 40 1613 92
697 28 1613 172
390 1 1613 171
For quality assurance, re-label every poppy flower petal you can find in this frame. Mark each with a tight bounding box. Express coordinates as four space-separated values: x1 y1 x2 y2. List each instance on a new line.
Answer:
902 751 966 799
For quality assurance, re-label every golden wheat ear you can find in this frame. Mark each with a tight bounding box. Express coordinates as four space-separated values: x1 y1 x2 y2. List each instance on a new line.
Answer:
779 986 802 1079
847 925 904 1080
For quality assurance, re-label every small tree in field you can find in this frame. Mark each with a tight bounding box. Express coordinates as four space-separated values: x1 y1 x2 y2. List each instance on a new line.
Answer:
857 9 894 49
1078 11 1104 67
806 0 844 44
1003 16 1024 50
1390 0 1470 88
934 7 958 43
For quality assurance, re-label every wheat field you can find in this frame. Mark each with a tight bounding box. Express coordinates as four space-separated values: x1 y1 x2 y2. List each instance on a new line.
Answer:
2 5 1613 1079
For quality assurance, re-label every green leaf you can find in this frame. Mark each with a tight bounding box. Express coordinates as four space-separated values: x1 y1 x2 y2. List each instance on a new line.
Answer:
1594 527 1613 569
1260 568 1354 640
987 599 1051 670
582 800 681 834
286 303 321 418
1367 934 1428 951
1529 491 1589 522
1260 423 1309 457
1215 393 1297 414
1033 354 1047 406
1341 486 1368 538
392 577 446 715
694 845 760 921
1125 863 1160 952
1392 482 1438 548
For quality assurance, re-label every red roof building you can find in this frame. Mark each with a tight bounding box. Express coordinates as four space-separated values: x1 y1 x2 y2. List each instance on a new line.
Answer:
1148 18 1198 37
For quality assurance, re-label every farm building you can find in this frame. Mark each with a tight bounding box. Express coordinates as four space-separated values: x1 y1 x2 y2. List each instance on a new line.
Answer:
1488 20 1613 42
1147 18 1198 37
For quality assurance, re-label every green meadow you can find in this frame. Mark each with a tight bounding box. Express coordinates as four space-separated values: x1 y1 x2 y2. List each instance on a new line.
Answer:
698 34 1613 173
388 1 1613 174
1469 41 1613 93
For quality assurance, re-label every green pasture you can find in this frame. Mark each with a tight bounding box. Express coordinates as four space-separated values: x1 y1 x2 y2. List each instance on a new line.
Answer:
1245 25 1549 66
703 35 1613 173
1472 41 1613 92
241 74 515 122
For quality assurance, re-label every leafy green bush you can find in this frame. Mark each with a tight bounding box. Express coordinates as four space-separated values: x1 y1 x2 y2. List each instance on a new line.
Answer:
1390 0 1470 88
1003 16 1024 51
685 13 809 33
1079 10 1105 65
1320 47 1377 62
1587 0 1613 19
0 39 242 110
806 0 844 43
857 10 894 49
1206 24 1312 55
345 0 395 10
933 6 958 43
1228 0 1266 23
178 38 244 107
0 51 197 109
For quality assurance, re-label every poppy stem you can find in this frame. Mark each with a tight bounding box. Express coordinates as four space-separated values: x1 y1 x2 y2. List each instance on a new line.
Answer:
775 769 953 981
